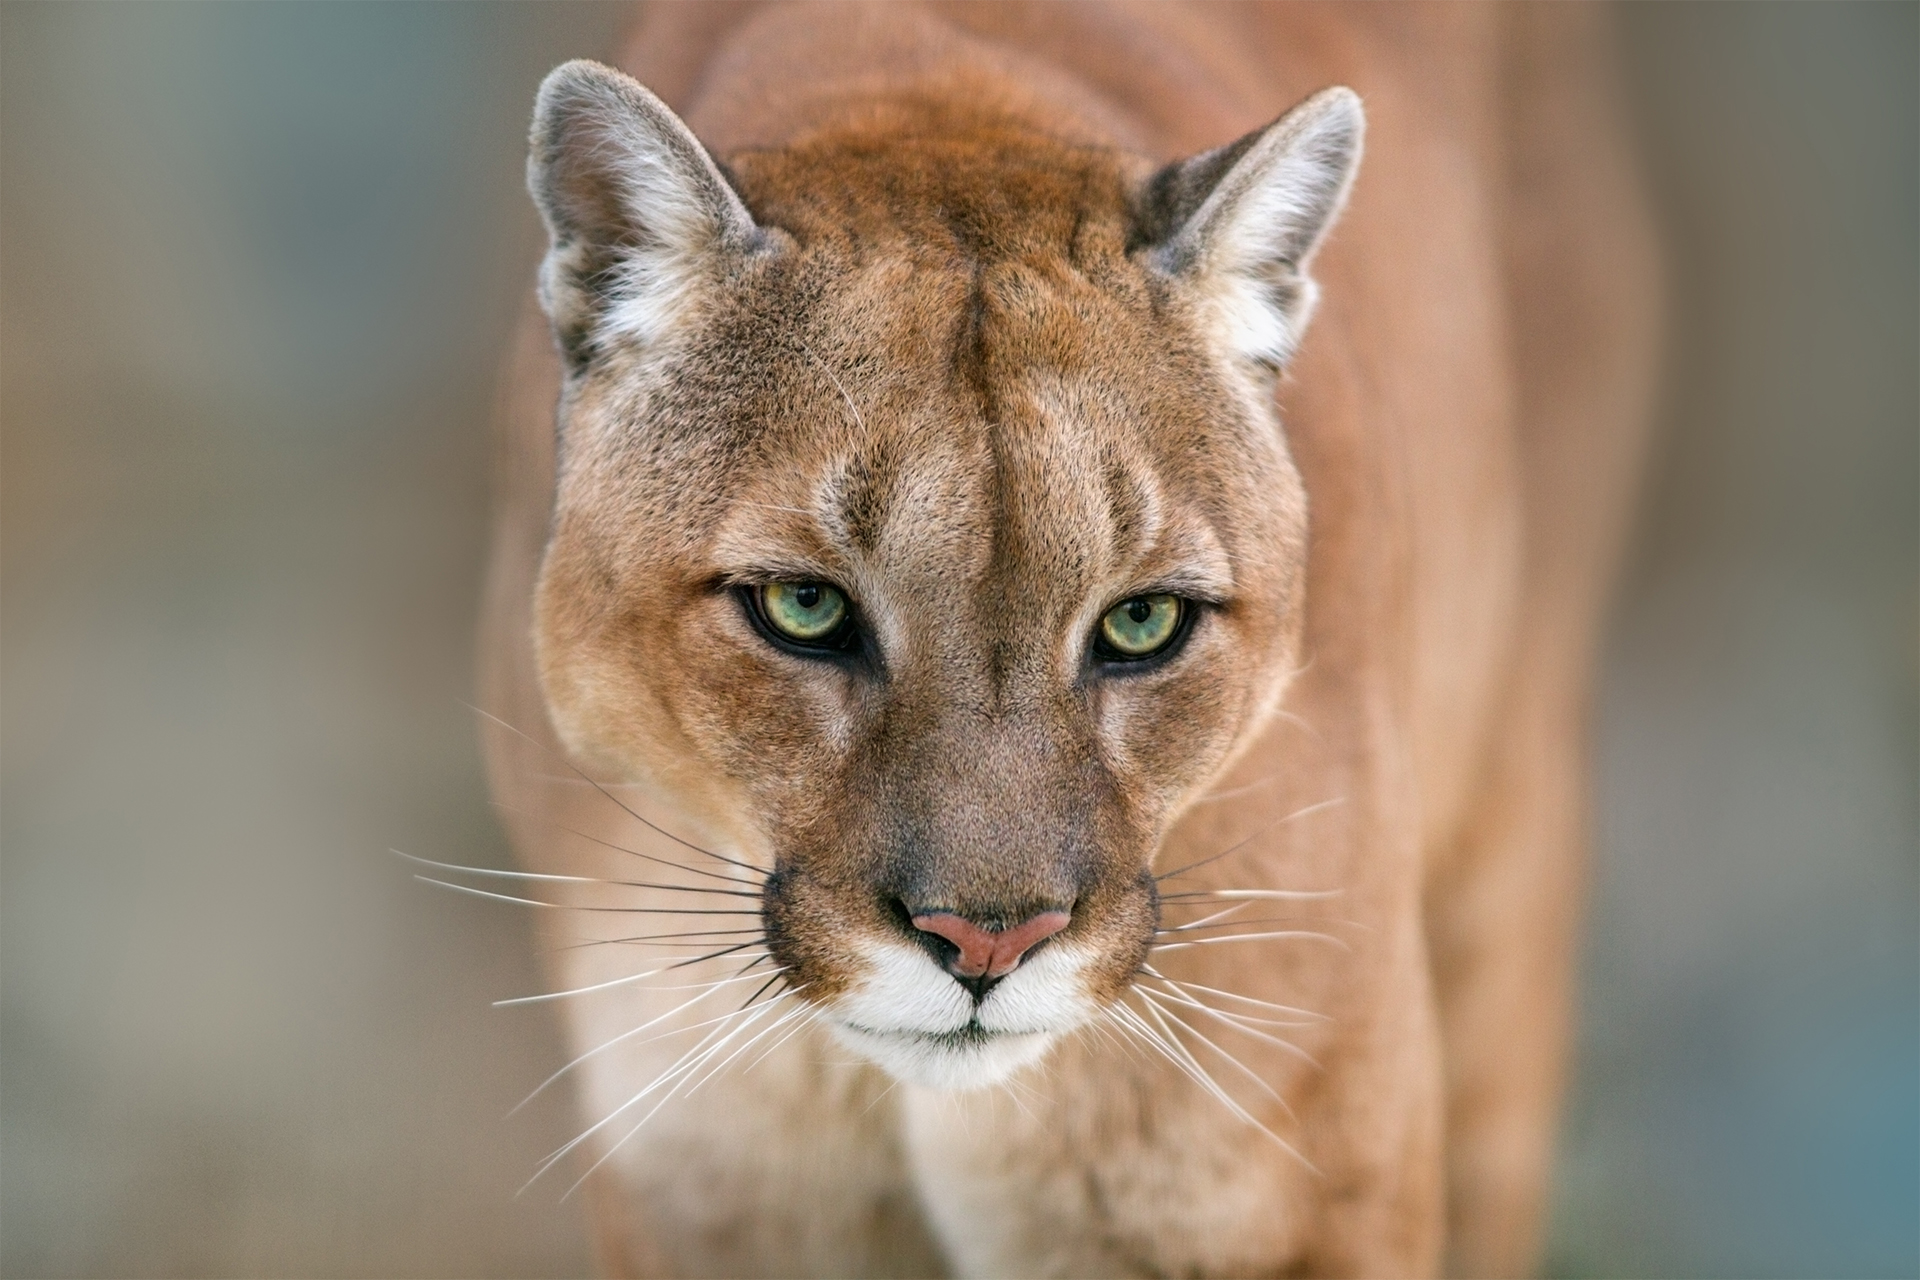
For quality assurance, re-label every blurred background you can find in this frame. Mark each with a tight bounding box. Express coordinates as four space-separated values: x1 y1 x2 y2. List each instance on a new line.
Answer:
1 4 1912 1276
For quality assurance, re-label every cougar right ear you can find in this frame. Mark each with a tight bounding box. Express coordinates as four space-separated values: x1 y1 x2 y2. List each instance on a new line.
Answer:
528 60 762 370
1134 88 1364 371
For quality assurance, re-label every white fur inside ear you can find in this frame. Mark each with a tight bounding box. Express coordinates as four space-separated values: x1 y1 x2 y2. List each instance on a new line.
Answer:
1200 268 1323 370
529 61 758 357
595 129 720 348
1162 88 1364 368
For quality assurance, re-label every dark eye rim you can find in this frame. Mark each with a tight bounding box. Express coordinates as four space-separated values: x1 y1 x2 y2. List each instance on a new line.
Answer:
1090 594 1198 668
739 581 863 657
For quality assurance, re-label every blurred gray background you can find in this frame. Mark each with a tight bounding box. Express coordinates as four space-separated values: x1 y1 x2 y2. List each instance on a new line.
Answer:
1 4 1913 1276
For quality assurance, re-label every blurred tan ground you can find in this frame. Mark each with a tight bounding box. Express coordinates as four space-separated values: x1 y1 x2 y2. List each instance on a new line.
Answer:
1 4 1913 1277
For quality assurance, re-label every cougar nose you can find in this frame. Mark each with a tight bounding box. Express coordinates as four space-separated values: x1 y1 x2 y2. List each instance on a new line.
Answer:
910 910 1071 981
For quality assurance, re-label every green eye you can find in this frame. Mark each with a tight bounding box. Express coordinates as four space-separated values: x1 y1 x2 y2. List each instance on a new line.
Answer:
758 581 850 645
1097 594 1185 659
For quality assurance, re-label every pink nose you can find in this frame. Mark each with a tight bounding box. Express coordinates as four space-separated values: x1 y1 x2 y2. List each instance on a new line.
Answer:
910 910 1072 980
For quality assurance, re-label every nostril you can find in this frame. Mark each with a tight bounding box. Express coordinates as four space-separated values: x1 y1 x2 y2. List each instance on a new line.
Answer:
910 909 1072 982
910 912 997 978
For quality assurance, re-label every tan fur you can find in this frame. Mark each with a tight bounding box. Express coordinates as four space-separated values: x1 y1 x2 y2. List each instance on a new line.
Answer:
478 4 1657 1276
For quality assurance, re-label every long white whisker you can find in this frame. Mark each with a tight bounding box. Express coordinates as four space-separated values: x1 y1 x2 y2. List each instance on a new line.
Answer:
1158 916 1327 936
1144 979 1320 1033
1139 982 1320 1072
393 851 603 885
496 965 673 1007
560 999 808 1198
1108 1002 1251 1128
416 876 570 910
495 952 776 1008
1140 968 1329 1021
398 849 760 899
414 875 760 917
490 801 762 890
1129 996 1311 1170
529 996 791 1188
508 969 786 1111
1137 988 1292 1110
1159 888 1344 902
1157 901 1253 933
1153 796 1347 884
743 1003 821 1074
526 1019 742 1184
1151 929 1348 953
470 704 765 879
1188 772 1290 804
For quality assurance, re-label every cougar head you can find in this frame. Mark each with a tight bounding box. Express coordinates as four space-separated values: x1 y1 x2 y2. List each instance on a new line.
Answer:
525 61 1360 1089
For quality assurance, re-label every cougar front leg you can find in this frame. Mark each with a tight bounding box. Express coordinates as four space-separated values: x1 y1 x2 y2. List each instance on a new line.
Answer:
1425 665 1591 1278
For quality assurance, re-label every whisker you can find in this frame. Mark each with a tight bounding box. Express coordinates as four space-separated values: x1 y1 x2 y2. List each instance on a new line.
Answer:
399 848 761 900
1127 996 1312 1171
490 801 760 890
414 875 760 916
560 999 810 1198
859 1076 902 1117
558 938 770 951
1153 796 1346 885
556 928 765 945
529 1004 773 1185
550 924 766 953
1140 980 1323 1067
1156 916 1326 936
1157 888 1344 903
1187 772 1290 805
1141 981 1320 1031
1139 966 1329 1022
393 850 603 885
469 704 765 878
1156 901 1253 933
1106 1002 1253 1130
496 965 670 1007
742 1003 822 1075
1135 987 1302 1109
1151 929 1349 953
664 940 769 971
738 970 788 1012
511 975 788 1118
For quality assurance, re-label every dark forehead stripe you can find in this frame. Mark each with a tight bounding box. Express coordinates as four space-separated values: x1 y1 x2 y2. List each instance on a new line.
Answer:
827 437 902 558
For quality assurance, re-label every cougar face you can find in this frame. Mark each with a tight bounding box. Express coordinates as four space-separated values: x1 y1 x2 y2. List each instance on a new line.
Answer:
527 65 1358 1089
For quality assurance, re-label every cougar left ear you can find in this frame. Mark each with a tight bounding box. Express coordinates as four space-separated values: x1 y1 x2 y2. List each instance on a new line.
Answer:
1134 87 1364 370
528 60 763 371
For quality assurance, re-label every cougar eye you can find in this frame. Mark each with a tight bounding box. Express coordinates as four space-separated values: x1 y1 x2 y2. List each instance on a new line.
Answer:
1095 593 1186 660
755 581 853 648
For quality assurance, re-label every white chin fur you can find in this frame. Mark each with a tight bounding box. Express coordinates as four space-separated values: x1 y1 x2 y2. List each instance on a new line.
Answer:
827 1022 1060 1090
826 940 1097 1090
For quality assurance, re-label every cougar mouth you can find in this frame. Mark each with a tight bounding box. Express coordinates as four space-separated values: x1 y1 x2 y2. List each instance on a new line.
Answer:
821 937 1100 1089
827 1020 1062 1091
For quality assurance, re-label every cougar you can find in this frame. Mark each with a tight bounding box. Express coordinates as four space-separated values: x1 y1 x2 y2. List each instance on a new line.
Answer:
468 4 1657 1274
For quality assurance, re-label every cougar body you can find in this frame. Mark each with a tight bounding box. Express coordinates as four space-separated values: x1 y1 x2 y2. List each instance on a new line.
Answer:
479 4 1657 1275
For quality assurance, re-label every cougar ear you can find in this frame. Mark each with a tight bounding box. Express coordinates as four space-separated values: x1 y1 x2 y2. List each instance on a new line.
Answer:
528 60 761 370
1136 87 1364 370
